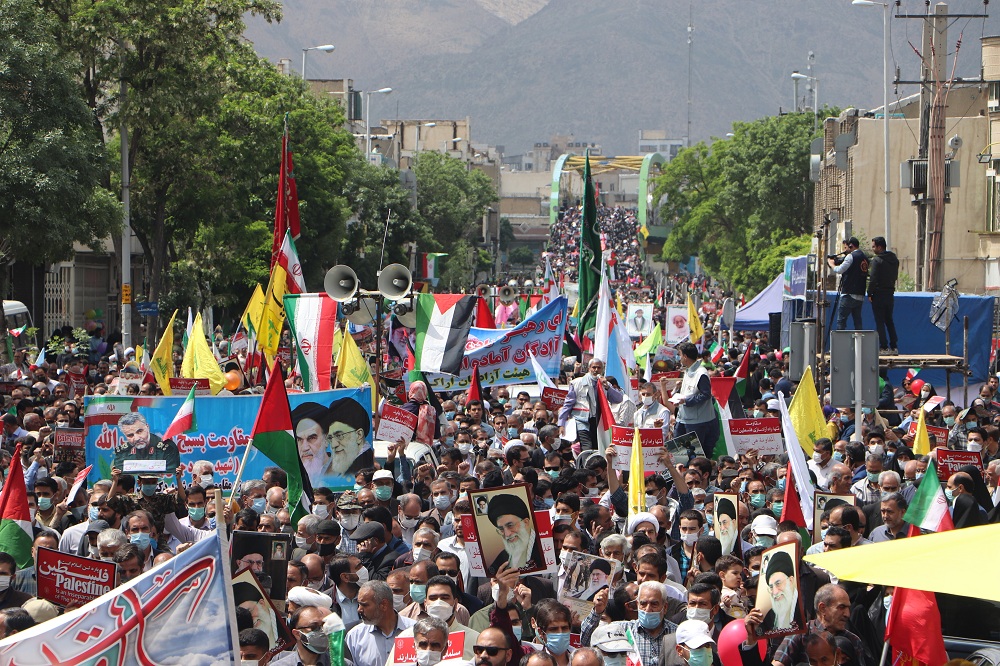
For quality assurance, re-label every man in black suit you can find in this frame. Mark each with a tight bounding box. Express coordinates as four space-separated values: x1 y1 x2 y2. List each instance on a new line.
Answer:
351 521 396 581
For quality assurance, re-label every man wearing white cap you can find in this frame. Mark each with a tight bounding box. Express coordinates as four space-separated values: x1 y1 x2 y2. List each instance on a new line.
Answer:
287 586 334 614
748 515 777 549
590 623 634 666
665 619 716 666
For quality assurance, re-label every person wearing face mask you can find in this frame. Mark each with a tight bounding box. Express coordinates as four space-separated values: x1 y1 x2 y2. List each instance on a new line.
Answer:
590 623 635 666
668 619 716 666
394 528 440 568
11 533 58 597
808 439 836 490
635 382 669 430
270 605 333 666
850 454 884 506
326 555 365 629
314 520 341 566
424 480 457 538
397 494 424 546
669 583 722 645
389 575 481 664
558 358 623 453
122 510 160 570
352 518 398 581
0 553 31 612
329 491 364 556
344 580 416 665
584 581 676 666
748 515 778 549
371 470 398 511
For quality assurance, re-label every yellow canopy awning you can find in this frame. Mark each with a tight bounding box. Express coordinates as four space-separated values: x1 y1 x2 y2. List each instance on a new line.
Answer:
804 523 1000 602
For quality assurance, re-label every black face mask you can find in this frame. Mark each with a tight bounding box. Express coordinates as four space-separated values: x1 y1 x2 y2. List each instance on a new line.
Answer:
318 542 337 557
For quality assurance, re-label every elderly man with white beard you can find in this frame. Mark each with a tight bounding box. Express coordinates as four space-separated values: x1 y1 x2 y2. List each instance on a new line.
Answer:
486 494 542 572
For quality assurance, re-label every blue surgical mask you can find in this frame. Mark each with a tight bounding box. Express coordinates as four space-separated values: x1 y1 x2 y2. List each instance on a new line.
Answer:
771 502 783 518
37 497 53 511
687 646 713 666
252 497 267 514
777 479 786 491
374 486 393 502
739 481 748 493
945 488 955 504
410 583 427 604
749 493 766 508
543 632 571 655
512 626 523 642
433 494 452 511
507 427 518 439
547 470 559 480
752 410 764 418
833 452 844 462
840 414 849 424
88 506 100 521
867 472 880 484
188 506 206 521
637 609 662 630
543 497 555 509
944 416 956 427
498 398 508 405
916 472 925 483
821 527 829 540
444 436 454 447
129 532 151 551
141 484 158 497
353 483 364 491
445 411 456 420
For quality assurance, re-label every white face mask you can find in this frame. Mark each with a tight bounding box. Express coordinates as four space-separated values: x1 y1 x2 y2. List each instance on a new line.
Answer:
968 441 984 453
0 575 11 592
412 546 431 562
354 566 370 584
295 535 309 549
341 514 361 531
604 656 628 666
425 600 454 621
491 583 515 605
812 451 824 464
313 504 329 519
645 494 658 510
681 533 699 547
393 593 407 611
200 474 214 486
641 395 654 407
416 649 443 666
399 515 421 530
686 607 712 623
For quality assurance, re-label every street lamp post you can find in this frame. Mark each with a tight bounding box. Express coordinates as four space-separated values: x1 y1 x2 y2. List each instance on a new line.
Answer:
442 137 464 154
301 44 335 81
364 87 393 159
791 72 819 131
853 0 892 249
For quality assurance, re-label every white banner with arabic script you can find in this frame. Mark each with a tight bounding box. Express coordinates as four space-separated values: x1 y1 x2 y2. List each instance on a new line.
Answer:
425 297 567 391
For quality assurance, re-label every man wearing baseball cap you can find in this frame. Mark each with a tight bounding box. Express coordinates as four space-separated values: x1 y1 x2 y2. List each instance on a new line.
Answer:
590 623 633 666
671 619 716 666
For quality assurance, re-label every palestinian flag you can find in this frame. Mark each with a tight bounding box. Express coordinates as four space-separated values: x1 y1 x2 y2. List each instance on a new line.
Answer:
475 296 495 328
903 459 954 532
779 461 812 547
0 444 34 568
594 379 616 455
250 365 312 525
276 230 307 294
466 364 484 405
163 386 197 441
285 293 338 392
733 345 751 398
414 294 476 376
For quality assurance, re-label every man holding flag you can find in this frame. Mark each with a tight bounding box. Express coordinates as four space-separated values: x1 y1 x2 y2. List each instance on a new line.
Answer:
666 342 717 458
557 358 622 452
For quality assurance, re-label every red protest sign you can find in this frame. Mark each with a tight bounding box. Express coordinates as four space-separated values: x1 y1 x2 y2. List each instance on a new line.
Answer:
276 346 293 367
394 631 466 663
726 418 783 455
541 387 568 411
936 450 983 481
53 427 85 464
907 421 950 445
610 426 665 472
168 377 211 395
36 547 116 608
375 404 418 443
67 371 87 398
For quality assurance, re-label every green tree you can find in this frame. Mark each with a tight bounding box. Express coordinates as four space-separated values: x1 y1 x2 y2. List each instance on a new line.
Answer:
655 112 821 295
440 239 476 292
499 218 516 252
509 246 535 266
412 151 497 258
0 0 119 361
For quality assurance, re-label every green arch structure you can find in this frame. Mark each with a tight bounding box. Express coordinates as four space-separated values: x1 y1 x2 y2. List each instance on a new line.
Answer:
549 152 575 227
637 152 665 230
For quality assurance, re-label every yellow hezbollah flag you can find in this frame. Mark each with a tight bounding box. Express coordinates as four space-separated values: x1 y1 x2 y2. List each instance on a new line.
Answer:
806 522 1000 602
616 292 625 319
687 294 704 342
913 405 932 456
150 309 178 396
627 426 645 521
241 284 265 337
180 313 226 395
788 365 827 457
258 265 288 358
331 328 344 365
337 330 379 414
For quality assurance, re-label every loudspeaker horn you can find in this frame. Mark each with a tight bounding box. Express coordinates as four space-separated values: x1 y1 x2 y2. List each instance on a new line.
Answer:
324 265 359 302
394 298 417 328
343 296 378 326
377 263 412 301
498 285 517 304
475 284 491 298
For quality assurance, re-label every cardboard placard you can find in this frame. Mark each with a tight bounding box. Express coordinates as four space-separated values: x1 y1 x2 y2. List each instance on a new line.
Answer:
651 372 682 382
714 493 741 557
168 377 211 396
907 420 950 445
231 531 293 602
922 396 946 413
558 551 621 618
232 567 294 660
394 631 466 664
936 449 984 481
812 492 856 544
753 541 806 639
67 371 87 398
276 346 293 367
53 427 85 463
123 459 167 473
465 484 545 576
375 404 418 443
541 387 569 411
36 547 116 608
664 431 702 466
726 418 784 455
610 426 666 472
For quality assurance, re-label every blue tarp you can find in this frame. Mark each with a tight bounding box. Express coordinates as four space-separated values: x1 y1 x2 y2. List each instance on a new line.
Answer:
823 291 993 385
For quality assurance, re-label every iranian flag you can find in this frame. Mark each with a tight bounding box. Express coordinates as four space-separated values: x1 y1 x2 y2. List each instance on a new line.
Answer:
903 459 954 532
276 230 307 294
0 444 34 568
414 294 476 376
163 387 197 441
708 340 724 364
250 365 313 525
421 253 448 282
594 379 616 455
284 293 338 392
905 367 920 382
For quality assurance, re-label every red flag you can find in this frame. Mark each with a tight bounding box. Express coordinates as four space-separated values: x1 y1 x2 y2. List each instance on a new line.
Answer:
595 379 617 430
885 526 948 666
779 463 807 528
475 297 495 328
271 124 301 269
467 364 483 405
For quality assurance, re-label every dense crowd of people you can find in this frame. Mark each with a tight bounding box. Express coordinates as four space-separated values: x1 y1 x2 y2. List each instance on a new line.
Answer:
547 205 648 288
0 309 996 665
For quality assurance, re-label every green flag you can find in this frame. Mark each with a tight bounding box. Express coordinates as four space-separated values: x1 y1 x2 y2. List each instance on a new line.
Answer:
577 152 602 336
634 323 663 366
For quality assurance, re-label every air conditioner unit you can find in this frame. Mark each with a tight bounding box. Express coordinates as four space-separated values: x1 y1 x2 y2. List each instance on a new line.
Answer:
900 159 960 190
989 98 1000 113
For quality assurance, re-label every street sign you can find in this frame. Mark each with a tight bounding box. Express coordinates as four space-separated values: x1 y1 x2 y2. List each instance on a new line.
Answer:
788 320 816 383
134 301 159 316
829 330 879 408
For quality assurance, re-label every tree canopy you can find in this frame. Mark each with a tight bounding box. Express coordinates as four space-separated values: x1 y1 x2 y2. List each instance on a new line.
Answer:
655 112 821 295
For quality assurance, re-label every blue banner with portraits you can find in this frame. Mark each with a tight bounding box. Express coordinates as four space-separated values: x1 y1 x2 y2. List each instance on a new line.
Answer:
83 388 373 492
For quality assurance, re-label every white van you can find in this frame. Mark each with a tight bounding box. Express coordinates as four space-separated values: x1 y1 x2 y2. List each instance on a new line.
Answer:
3 300 36 347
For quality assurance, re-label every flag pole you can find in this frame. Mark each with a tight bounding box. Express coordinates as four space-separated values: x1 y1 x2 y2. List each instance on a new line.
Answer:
877 642 889 666
214 488 243 662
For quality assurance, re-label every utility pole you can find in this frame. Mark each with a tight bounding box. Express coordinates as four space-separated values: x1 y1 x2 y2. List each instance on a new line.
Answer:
686 4 693 147
926 5 949 290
